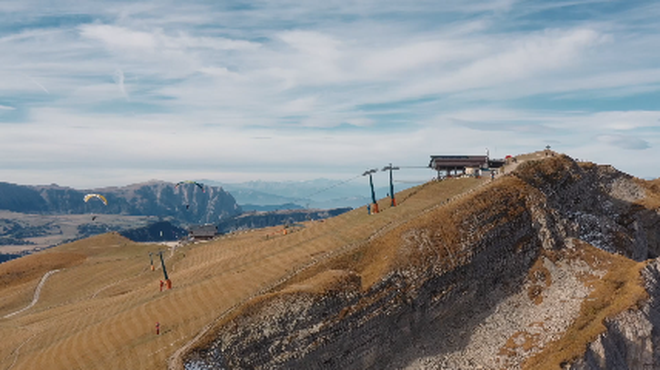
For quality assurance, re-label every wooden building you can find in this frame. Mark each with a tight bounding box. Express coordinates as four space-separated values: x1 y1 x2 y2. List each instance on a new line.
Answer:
188 224 218 241
429 155 505 178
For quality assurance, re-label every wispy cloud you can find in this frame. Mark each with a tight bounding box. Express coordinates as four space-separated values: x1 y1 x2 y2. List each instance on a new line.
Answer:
26 75 50 94
79 24 261 52
0 0 659 186
597 134 651 150
113 69 128 100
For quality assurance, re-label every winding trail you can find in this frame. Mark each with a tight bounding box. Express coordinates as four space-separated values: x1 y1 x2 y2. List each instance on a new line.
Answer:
3 269 61 319
3 334 36 370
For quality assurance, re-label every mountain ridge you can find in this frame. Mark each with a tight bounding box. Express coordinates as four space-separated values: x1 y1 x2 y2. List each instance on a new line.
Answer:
0 180 241 224
3 152 660 370
181 154 660 370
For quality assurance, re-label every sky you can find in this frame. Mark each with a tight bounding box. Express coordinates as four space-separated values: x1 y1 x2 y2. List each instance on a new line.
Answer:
1 0 659 189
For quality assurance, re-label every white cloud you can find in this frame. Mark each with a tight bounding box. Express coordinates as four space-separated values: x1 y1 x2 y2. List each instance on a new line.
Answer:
113 69 128 100
1 0 659 186
27 75 50 94
79 24 157 50
278 31 342 59
280 96 318 113
398 28 608 99
358 40 483 77
345 118 375 127
597 134 650 150
79 24 261 53
546 111 660 131
198 66 241 79
0 104 15 110
167 34 260 51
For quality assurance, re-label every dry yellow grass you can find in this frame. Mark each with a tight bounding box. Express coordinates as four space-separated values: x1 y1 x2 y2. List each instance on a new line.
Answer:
0 177 487 370
2 154 651 370
635 177 660 209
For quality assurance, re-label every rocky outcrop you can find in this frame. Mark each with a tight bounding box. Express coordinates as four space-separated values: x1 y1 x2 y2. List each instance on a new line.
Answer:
182 156 660 370
512 159 659 260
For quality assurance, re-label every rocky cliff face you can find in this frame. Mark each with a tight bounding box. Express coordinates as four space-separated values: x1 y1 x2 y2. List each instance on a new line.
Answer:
569 259 660 370
0 181 241 224
182 155 660 370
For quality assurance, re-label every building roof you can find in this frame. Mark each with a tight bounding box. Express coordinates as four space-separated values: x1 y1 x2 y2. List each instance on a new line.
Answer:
189 224 218 237
429 155 489 169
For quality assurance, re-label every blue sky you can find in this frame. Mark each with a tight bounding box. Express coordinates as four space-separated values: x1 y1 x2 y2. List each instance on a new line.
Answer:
1 0 659 188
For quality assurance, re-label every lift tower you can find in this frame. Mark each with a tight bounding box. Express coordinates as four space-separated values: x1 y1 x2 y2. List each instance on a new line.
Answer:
382 163 400 207
158 251 172 290
362 169 379 214
149 252 155 271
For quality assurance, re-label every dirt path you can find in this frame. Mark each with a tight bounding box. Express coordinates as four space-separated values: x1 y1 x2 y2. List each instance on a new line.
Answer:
3 334 37 370
3 269 61 319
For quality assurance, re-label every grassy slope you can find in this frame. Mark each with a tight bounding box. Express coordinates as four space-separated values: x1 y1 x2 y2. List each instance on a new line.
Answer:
0 177 486 370
189 154 658 370
1 154 654 370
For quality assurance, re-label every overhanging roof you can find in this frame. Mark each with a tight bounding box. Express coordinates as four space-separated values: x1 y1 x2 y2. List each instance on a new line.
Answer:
429 155 488 169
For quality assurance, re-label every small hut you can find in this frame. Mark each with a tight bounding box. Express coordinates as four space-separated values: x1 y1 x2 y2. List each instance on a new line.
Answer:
189 224 218 241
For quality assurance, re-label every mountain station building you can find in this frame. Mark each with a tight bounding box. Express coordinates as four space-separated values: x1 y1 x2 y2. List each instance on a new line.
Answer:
429 155 506 178
188 224 218 241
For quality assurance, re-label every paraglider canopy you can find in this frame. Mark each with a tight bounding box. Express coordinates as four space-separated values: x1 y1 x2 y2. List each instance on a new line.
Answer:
175 181 205 192
83 193 108 205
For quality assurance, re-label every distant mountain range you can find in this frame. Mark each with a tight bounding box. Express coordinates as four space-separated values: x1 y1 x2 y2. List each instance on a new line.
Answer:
0 178 414 219
0 181 241 224
0 178 413 252
203 178 417 209
0 180 361 252
217 208 352 234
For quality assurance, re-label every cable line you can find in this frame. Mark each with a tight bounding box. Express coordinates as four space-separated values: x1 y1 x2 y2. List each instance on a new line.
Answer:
292 174 364 206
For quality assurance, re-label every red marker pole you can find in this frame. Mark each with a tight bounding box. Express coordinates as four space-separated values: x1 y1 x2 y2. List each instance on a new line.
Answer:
156 322 160 335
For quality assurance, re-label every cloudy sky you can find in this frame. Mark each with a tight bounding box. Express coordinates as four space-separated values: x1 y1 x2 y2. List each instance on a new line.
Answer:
1 0 659 189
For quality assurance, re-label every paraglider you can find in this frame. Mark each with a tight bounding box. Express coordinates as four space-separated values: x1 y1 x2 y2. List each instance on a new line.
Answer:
84 194 107 221
175 181 205 192
83 193 108 205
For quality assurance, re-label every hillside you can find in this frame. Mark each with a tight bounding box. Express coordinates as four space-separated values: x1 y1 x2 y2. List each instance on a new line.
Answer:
216 207 352 233
1 152 659 370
